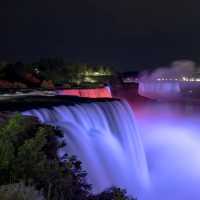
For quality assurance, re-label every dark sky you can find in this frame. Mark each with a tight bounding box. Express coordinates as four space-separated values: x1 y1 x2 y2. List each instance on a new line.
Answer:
1 0 200 70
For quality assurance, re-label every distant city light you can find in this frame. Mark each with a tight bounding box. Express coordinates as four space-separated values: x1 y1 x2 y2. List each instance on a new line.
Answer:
155 76 200 82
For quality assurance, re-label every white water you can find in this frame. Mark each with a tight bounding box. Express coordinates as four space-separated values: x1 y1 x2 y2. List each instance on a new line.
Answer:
23 99 200 200
22 100 150 198
138 81 181 99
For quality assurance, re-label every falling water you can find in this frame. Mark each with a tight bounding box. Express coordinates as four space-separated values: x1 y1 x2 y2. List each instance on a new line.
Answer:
22 100 150 198
138 81 181 99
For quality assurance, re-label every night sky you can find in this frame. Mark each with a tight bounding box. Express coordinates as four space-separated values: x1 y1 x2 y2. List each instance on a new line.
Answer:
1 0 200 70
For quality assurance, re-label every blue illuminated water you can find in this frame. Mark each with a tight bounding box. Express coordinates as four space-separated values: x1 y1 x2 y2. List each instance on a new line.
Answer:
135 102 200 200
22 100 150 199
23 100 200 200
138 81 181 99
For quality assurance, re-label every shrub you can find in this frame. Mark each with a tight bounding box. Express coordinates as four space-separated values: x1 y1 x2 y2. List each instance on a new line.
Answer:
0 114 135 200
13 82 27 89
0 80 13 88
24 73 41 84
0 114 90 199
89 187 136 200
0 182 45 200
41 80 55 90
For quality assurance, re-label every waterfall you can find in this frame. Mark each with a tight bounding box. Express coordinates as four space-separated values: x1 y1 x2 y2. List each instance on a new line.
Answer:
22 100 150 197
138 81 181 99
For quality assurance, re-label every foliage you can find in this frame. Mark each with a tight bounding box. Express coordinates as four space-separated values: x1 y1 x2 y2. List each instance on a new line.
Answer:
0 81 27 89
0 62 7 79
13 82 27 89
34 58 113 86
41 80 55 89
0 114 90 199
0 61 40 88
0 114 134 200
90 187 136 200
0 182 45 200
0 80 13 88
0 58 114 88
24 73 41 85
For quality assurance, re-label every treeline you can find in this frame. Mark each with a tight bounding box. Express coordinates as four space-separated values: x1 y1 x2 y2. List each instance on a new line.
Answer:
0 114 135 200
0 58 114 89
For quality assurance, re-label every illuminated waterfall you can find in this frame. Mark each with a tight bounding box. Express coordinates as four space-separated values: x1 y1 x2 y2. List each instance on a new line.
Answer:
138 81 181 99
57 87 112 98
22 100 150 197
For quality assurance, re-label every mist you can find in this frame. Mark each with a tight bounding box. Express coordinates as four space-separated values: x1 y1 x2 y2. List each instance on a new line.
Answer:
139 60 198 81
135 101 200 200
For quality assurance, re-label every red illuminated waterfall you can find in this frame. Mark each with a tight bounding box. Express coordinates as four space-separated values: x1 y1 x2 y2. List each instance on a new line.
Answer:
57 87 112 98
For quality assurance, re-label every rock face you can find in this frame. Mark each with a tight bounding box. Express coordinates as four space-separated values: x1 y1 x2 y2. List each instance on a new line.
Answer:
0 95 118 112
112 82 150 104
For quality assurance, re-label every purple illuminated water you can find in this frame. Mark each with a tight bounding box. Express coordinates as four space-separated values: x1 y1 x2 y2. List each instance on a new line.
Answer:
22 101 150 198
138 81 181 99
135 101 200 200
23 100 200 200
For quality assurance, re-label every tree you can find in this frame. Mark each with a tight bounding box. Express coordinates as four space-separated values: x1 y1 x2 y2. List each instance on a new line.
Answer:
0 114 135 200
0 114 90 199
41 80 55 89
0 182 45 200
89 187 136 200
0 61 7 79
